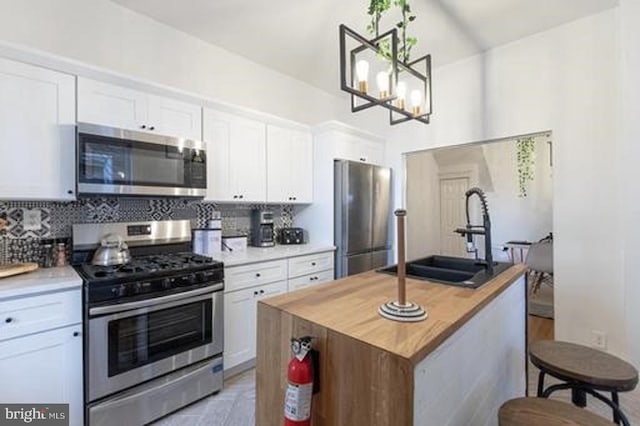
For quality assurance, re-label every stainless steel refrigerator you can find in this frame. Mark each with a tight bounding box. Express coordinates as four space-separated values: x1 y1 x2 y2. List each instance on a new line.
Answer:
334 159 392 278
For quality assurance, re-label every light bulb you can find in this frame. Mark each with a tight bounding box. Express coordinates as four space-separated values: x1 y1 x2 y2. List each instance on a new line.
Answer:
410 89 423 116
376 71 389 99
355 60 369 93
396 81 407 110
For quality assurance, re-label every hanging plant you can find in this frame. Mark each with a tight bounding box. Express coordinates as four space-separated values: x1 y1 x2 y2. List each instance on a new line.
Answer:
394 0 417 63
365 0 417 63
516 137 536 197
366 0 391 38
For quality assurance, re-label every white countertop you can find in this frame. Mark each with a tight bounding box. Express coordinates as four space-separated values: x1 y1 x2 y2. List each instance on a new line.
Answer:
0 266 82 300
214 244 335 267
0 246 334 298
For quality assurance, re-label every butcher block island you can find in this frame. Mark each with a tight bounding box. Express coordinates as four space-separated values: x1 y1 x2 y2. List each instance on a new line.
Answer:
256 263 528 426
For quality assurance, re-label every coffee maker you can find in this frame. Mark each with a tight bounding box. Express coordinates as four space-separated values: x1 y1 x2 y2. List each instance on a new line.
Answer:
251 210 275 247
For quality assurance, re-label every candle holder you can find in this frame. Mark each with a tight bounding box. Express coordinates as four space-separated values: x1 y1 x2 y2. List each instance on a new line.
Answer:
378 209 427 322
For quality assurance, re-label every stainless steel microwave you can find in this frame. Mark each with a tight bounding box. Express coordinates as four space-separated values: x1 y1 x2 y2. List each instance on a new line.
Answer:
76 123 207 197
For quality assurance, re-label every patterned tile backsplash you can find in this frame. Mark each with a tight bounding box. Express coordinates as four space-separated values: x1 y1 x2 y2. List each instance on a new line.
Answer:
0 198 294 264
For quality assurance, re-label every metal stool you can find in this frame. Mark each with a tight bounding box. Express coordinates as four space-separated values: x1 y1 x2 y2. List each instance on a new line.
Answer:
499 397 615 425
530 340 638 426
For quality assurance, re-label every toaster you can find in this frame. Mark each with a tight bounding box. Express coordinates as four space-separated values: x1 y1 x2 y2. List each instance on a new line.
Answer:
279 228 305 245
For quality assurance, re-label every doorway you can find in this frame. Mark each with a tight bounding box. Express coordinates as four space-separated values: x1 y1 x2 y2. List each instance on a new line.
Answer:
404 131 554 326
439 177 469 257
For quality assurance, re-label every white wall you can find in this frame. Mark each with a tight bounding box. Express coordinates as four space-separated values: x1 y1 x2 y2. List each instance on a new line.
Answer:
0 0 387 135
385 10 630 360
620 0 640 368
482 137 553 246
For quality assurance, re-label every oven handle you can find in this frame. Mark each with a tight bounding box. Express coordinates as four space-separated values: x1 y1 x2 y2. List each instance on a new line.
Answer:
89 283 223 316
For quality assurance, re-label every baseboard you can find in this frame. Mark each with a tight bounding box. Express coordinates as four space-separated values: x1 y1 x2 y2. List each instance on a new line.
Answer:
224 358 255 381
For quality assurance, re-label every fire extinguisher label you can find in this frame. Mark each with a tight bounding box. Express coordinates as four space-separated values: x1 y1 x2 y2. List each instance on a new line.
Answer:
284 382 313 421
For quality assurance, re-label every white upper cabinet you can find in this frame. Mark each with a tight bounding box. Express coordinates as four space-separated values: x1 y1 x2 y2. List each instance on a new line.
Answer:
266 125 313 204
78 77 202 140
147 94 202 141
335 133 384 165
312 122 385 166
203 109 266 203
0 58 76 200
77 78 147 131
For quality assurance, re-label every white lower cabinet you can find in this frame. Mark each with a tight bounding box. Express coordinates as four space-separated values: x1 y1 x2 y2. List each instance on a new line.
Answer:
288 269 334 292
224 279 287 371
288 252 334 279
224 259 287 292
287 251 335 292
0 322 83 426
224 251 334 373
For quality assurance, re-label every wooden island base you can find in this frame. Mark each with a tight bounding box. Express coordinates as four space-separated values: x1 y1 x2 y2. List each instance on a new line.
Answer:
256 265 528 426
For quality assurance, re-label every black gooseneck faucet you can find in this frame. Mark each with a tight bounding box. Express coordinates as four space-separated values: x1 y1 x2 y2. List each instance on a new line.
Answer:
454 187 494 275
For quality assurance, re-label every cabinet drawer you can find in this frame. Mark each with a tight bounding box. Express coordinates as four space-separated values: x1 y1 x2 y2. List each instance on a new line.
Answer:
288 252 334 278
288 269 334 292
0 289 81 342
225 260 287 292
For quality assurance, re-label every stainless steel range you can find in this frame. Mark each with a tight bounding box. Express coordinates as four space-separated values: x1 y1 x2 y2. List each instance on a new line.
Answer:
72 220 224 426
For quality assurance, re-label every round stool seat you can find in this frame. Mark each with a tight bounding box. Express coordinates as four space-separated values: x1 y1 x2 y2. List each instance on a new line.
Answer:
530 341 638 391
499 397 615 426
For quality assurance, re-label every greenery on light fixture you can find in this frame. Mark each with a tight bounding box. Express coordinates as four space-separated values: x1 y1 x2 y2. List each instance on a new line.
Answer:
395 0 417 63
516 137 536 197
366 0 391 37
366 0 417 63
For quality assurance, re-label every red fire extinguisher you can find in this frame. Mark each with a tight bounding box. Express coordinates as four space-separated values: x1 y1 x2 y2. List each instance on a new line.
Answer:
284 336 314 426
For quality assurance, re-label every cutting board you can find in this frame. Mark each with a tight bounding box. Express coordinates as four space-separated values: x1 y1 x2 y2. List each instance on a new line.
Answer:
0 263 39 279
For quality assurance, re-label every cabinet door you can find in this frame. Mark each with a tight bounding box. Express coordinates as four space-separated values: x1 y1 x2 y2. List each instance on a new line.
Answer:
231 118 266 202
224 280 287 371
0 325 83 426
147 94 202 140
253 281 287 359
0 58 76 200
224 286 256 370
266 125 312 203
360 139 384 165
77 77 148 131
289 129 313 203
203 109 233 201
346 135 383 165
204 109 266 203
266 125 291 203
257 280 288 300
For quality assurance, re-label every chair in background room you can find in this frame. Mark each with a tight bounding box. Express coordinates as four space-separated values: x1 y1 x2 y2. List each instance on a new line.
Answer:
525 234 553 295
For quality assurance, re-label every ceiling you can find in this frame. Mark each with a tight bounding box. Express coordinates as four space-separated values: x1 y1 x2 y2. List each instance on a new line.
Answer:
111 0 618 95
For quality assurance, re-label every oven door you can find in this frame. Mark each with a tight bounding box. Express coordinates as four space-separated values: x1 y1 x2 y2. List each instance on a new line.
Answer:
88 288 223 402
77 123 207 197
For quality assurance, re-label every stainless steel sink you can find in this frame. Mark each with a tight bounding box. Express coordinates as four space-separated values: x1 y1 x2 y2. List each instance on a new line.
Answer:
377 255 511 289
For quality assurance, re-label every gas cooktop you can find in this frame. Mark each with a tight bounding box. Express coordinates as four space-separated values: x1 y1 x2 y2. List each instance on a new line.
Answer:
78 252 220 282
72 220 225 305
76 252 224 305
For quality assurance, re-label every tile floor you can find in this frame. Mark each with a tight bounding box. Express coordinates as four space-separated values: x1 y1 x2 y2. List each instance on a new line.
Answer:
151 369 255 426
